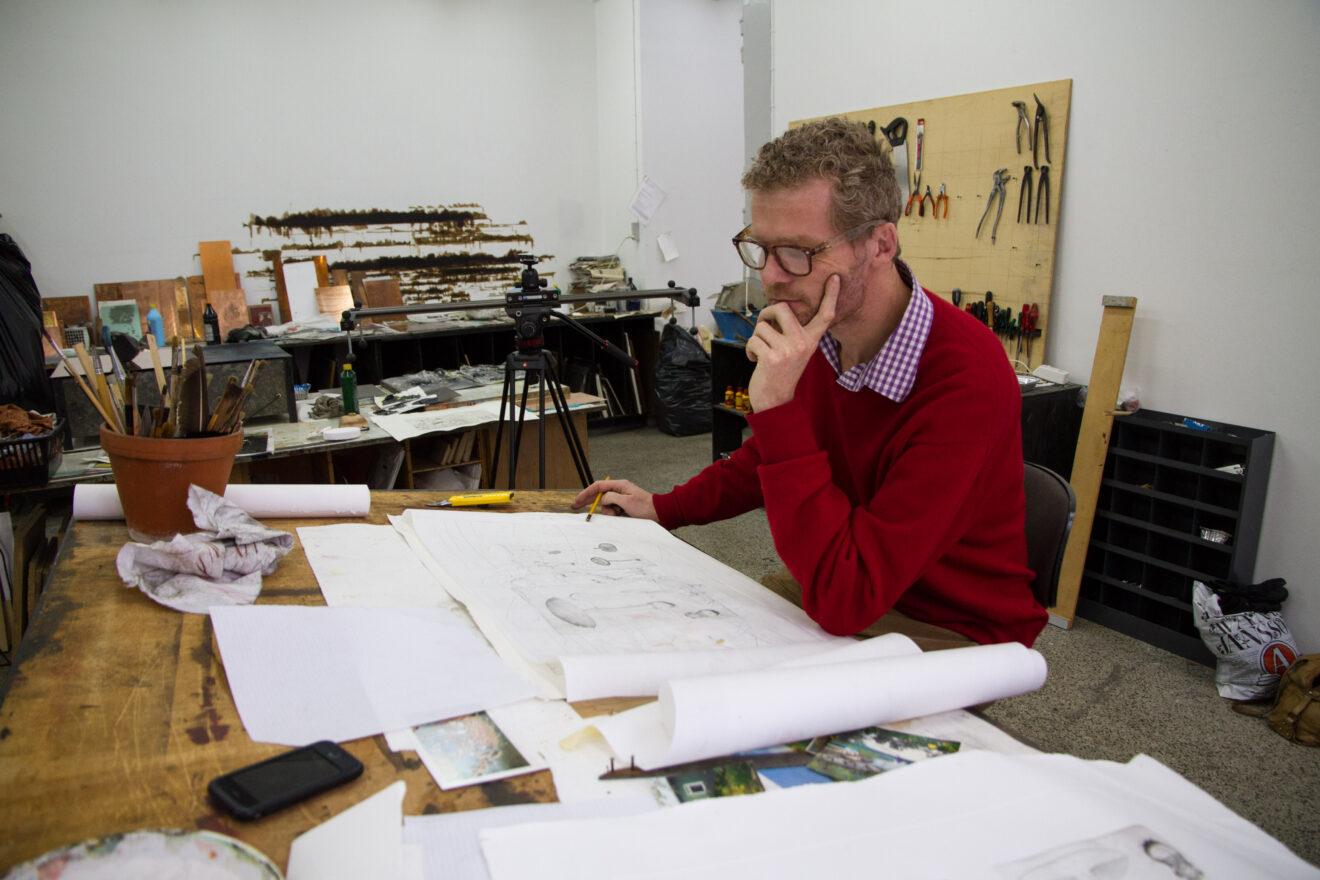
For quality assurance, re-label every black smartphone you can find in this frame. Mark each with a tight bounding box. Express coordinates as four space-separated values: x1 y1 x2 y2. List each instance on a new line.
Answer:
207 740 364 821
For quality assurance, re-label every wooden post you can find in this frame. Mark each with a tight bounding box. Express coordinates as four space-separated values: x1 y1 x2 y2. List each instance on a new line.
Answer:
1051 295 1137 625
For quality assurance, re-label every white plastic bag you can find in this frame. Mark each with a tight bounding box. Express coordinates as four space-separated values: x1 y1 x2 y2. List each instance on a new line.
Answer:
1192 581 1299 700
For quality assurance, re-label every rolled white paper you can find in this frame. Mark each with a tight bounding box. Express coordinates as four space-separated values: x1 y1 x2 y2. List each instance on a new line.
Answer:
592 641 1048 770
74 483 371 520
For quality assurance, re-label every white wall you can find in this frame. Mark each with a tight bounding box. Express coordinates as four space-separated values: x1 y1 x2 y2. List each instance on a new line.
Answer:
633 0 746 324
0 0 602 302
769 0 1320 649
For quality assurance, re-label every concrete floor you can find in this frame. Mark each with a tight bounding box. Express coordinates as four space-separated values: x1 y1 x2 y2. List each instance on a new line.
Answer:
588 424 1319 868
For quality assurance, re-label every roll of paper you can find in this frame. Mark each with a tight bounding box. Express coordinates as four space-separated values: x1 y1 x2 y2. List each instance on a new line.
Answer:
74 483 371 520
592 641 1048 770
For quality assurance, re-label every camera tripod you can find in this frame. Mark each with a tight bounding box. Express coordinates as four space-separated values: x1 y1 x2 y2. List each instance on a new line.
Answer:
341 254 699 490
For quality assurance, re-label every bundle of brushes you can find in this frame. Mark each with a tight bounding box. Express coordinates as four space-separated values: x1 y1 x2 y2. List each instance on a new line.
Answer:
43 327 263 438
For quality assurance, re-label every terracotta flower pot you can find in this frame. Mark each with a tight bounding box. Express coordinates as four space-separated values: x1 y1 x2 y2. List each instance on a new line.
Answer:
100 425 243 540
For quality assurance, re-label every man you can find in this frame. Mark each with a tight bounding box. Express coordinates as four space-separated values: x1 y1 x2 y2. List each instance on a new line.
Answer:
573 117 1045 650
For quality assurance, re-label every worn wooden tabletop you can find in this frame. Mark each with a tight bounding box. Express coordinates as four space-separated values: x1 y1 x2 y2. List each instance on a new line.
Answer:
0 489 607 873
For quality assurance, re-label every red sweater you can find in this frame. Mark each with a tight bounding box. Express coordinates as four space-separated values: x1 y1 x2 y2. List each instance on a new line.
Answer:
653 292 1045 647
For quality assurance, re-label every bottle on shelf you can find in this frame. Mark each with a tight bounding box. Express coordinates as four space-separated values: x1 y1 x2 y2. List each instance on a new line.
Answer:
724 385 735 407
202 302 221 345
340 362 359 415
146 306 166 346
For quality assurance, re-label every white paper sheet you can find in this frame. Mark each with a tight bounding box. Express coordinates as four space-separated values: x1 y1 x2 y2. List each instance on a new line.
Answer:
591 641 1046 770
559 632 912 701
209 606 539 745
403 797 657 880
283 260 322 323
479 750 1320 880
287 781 419 880
297 523 458 608
396 510 840 698
371 400 530 442
73 482 370 520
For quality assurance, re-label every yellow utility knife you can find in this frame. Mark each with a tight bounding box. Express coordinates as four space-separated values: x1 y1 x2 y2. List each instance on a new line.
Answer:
426 491 515 508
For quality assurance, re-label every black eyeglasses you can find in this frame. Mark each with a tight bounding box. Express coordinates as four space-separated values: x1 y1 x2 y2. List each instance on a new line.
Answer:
732 220 882 277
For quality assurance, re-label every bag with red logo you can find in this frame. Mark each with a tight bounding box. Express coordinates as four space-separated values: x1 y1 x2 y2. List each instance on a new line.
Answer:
1192 578 1298 701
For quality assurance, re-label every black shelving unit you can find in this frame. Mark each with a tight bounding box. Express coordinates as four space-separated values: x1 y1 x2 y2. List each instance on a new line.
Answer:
1077 409 1275 665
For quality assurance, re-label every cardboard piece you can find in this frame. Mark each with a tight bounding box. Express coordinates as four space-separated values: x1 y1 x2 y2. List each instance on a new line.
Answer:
199 241 237 295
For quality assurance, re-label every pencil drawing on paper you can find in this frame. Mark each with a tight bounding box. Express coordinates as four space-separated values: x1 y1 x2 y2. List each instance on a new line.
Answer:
408 512 828 663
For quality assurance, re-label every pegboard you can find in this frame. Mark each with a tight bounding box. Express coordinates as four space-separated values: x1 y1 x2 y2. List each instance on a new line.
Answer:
795 78 1071 371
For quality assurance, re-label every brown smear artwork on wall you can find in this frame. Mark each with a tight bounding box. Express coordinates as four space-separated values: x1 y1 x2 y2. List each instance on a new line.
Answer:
239 204 550 308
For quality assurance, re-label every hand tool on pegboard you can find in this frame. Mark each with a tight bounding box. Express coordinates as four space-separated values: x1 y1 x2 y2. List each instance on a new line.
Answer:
873 117 910 204
976 168 1010 244
1018 166 1034 223
1036 165 1051 224
1012 100 1032 154
1033 93 1051 167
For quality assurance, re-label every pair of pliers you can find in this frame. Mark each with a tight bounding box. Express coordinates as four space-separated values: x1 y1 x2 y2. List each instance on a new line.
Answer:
905 182 935 217
1018 166 1034 223
934 183 949 218
1033 93 1051 166
1036 165 1050 224
976 168 1010 244
1012 101 1032 154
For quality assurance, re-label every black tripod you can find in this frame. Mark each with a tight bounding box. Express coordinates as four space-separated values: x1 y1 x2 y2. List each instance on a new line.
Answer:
490 313 632 489
340 253 699 490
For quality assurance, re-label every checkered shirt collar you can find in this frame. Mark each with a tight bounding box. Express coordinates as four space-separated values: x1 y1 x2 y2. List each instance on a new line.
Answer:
819 259 932 402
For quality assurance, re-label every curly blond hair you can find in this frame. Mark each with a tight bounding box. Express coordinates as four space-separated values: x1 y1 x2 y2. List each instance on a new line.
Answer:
742 117 902 233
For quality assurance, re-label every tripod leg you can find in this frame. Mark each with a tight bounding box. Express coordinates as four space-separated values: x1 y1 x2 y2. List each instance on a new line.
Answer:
543 354 593 486
491 362 516 487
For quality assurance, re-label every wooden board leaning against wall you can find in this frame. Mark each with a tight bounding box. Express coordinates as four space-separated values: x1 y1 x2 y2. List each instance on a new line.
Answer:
795 78 1071 372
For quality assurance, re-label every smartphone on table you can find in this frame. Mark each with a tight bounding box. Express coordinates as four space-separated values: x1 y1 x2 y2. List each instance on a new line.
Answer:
208 740 364 820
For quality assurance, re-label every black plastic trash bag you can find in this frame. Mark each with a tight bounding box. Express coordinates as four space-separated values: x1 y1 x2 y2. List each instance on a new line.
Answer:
0 234 55 412
652 320 711 436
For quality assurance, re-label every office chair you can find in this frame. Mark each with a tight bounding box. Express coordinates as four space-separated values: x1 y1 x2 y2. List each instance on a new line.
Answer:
1022 462 1076 609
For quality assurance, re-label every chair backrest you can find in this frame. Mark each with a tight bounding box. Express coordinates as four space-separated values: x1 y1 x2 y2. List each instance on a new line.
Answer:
1022 462 1076 609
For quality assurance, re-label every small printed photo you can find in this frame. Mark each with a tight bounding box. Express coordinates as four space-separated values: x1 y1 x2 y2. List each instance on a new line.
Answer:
412 711 543 790
664 759 765 804
807 727 960 782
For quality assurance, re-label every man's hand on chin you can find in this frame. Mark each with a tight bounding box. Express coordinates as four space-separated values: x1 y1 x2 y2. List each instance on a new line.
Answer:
746 274 839 412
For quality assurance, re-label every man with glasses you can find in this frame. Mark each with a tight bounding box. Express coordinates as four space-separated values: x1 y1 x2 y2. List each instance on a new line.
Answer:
573 117 1045 650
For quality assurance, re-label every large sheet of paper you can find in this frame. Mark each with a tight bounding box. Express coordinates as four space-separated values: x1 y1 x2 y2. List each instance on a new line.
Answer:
372 400 529 442
560 631 910 701
591 641 1046 770
298 523 458 608
210 606 539 745
395 511 840 697
404 797 657 880
287 781 420 880
479 750 1320 880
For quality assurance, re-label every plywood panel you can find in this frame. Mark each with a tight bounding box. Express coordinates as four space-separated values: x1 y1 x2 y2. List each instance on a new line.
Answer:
796 79 1071 371
198 240 238 296
42 295 92 329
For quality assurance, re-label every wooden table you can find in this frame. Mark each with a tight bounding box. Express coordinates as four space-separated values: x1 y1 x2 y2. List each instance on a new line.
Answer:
0 490 609 873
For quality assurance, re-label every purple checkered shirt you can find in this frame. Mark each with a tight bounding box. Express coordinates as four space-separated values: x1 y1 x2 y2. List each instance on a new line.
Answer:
819 260 932 402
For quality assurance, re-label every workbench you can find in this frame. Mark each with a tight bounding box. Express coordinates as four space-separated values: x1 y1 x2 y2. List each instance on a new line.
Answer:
0 490 649 873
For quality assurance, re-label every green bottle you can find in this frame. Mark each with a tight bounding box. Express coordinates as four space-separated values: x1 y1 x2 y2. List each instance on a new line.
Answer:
340 362 359 415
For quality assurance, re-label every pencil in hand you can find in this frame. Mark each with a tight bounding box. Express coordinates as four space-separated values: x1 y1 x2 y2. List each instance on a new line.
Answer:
586 477 609 522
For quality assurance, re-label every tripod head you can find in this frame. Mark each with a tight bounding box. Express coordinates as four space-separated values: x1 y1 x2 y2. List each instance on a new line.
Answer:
506 254 561 345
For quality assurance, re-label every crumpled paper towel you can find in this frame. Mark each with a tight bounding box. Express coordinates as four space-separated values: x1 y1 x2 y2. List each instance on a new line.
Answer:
116 484 295 613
